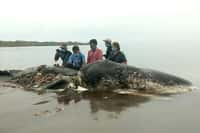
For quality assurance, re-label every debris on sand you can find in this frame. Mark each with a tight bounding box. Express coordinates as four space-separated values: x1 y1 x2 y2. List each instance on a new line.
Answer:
11 65 79 92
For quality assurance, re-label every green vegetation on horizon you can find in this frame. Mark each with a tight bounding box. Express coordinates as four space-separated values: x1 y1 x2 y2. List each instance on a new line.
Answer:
0 40 89 47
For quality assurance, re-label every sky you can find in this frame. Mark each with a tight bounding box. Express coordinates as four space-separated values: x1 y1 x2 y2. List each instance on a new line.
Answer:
0 0 199 42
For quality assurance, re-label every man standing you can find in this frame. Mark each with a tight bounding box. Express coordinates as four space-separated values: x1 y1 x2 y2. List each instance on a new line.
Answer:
87 39 103 64
103 38 112 59
54 44 72 67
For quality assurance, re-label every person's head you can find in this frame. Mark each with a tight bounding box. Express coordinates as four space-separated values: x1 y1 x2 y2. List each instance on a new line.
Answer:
112 41 120 52
89 39 97 51
72 45 80 54
60 44 67 50
103 38 112 47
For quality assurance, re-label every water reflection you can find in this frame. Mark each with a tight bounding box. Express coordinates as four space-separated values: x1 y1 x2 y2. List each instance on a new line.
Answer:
56 91 150 114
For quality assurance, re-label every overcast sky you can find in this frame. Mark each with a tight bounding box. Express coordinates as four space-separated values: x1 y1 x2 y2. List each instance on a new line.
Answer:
0 0 199 41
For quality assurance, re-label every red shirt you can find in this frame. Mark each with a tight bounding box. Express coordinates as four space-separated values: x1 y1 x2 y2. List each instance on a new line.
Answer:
87 48 103 64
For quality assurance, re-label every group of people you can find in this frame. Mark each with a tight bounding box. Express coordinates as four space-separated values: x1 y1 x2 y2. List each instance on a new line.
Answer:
54 39 127 70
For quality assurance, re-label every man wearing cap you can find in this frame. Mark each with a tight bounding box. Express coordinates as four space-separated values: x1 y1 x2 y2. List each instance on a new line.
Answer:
54 44 72 67
87 39 103 64
103 38 112 59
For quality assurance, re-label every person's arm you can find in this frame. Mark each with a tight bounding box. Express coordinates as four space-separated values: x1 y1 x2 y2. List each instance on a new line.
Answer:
87 51 90 64
66 51 72 59
121 53 127 64
81 54 86 66
67 55 73 64
103 49 108 59
122 61 127 64
54 50 60 61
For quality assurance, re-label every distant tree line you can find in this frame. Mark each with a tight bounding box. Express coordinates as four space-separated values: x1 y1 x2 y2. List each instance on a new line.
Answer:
0 40 89 47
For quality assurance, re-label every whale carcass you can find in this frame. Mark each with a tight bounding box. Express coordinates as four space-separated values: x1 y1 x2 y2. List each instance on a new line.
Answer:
80 60 192 94
1 60 193 95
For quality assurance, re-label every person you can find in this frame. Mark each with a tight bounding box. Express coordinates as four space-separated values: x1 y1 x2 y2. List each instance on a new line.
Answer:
109 41 127 64
67 45 86 70
87 39 103 64
103 38 112 59
54 44 72 67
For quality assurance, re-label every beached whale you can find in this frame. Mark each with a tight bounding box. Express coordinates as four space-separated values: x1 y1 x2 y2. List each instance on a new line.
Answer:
80 60 192 94
0 60 193 95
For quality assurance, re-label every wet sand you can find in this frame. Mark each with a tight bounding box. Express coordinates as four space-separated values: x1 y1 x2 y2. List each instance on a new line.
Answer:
0 78 200 133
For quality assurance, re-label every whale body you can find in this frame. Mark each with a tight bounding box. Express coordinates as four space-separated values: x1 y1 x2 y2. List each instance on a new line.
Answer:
80 60 192 94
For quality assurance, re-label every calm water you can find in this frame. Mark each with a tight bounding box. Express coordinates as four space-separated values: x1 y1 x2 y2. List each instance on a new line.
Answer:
0 45 200 133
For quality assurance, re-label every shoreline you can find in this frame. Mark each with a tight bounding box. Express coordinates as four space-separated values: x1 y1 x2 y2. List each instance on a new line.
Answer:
0 40 89 47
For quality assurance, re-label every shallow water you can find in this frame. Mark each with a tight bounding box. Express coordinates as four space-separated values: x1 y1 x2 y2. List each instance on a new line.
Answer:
0 46 200 133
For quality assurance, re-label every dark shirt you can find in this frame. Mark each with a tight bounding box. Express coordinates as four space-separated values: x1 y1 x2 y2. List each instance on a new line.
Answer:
54 48 72 66
104 46 113 59
109 51 127 64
